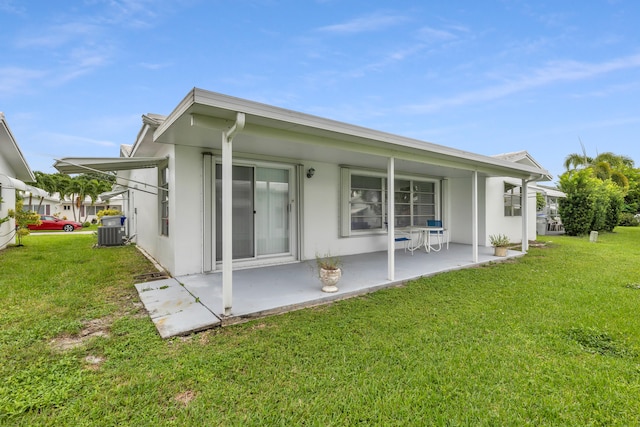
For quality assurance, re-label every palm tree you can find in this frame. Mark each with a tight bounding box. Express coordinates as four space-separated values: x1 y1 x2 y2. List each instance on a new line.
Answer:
564 147 633 193
33 171 58 214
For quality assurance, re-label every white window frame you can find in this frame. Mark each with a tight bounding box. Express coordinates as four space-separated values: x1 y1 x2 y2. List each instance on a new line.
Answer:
159 163 169 236
504 182 522 217
341 168 440 237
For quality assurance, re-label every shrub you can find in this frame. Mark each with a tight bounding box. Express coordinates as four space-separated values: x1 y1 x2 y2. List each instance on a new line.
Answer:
559 169 625 235
604 182 624 231
559 169 597 236
97 209 122 219
82 222 91 228
618 213 640 227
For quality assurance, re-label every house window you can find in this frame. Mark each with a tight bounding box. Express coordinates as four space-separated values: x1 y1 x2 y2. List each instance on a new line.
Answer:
343 169 438 235
394 179 436 227
504 183 521 216
350 175 385 230
159 165 169 236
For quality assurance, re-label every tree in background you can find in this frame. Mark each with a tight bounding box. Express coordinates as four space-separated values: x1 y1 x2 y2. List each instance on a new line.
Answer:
559 148 636 235
33 172 114 221
8 192 41 246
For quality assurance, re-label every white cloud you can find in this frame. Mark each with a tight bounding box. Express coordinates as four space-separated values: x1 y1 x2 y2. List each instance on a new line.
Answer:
417 26 458 42
0 67 47 96
16 22 101 49
39 132 117 148
405 53 640 113
317 12 408 34
0 0 24 14
138 62 173 70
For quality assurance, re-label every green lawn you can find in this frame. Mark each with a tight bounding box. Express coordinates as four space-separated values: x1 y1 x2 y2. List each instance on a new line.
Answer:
1 229 640 425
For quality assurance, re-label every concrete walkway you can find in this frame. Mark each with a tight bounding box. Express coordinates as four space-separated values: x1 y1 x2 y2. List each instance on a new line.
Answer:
135 244 524 338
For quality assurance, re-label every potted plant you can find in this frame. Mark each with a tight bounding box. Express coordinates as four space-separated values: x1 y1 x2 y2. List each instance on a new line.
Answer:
489 234 510 257
316 253 342 293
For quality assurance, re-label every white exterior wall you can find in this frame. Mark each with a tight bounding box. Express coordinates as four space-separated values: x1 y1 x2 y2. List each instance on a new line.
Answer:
301 161 389 261
448 176 487 246
0 180 17 250
123 144 175 273
172 145 206 276
485 177 536 245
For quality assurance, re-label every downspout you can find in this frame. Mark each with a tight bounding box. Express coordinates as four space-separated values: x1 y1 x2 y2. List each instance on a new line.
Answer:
221 112 245 317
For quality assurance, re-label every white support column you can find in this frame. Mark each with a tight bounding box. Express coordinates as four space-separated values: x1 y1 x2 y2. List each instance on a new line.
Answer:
387 157 395 281
521 178 529 252
472 170 478 263
221 113 245 317
221 132 233 316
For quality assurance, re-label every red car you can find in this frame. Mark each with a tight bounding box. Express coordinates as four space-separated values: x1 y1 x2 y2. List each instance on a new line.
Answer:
28 215 83 232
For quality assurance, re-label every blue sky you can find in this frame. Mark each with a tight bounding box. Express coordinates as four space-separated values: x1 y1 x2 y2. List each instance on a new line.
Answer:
2 0 639 182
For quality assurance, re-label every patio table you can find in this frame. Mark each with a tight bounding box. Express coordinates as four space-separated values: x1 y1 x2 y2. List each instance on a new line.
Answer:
397 227 447 253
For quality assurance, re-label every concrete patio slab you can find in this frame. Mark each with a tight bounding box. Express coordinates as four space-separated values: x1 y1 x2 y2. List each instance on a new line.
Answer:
135 244 524 338
134 278 221 338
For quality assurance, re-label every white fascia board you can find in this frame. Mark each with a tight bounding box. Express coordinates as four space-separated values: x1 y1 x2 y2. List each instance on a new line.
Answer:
0 114 35 183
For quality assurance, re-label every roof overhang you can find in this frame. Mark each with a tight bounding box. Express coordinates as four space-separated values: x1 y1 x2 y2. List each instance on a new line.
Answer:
151 88 552 182
53 157 168 174
0 113 35 183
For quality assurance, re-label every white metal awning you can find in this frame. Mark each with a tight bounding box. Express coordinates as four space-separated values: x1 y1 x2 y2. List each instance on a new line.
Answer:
99 186 128 201
0 173 27 190
53 157 167 174
23 185 48 197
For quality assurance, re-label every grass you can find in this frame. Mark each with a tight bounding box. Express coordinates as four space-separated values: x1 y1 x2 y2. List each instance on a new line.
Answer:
1 229 640 425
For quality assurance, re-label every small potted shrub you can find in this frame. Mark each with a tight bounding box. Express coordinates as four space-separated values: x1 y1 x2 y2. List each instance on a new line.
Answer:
316 253 342 293
489 234 510 257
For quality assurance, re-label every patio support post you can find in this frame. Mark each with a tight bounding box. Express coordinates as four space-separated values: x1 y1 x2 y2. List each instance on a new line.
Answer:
221 112 245 316
521 178 529 252
387 156 395 281
472 170 478 263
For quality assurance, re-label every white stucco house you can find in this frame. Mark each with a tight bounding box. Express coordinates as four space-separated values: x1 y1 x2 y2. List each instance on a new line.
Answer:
0 113 36 250
55 88 552 315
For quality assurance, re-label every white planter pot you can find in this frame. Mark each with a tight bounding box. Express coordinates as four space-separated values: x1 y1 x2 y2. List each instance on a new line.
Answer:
320 267 341 293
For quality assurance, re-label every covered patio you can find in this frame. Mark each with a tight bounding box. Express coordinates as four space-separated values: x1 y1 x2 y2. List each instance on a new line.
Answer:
135 243 524 338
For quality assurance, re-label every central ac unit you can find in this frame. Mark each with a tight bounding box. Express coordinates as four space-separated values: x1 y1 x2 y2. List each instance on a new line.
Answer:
98 227 123 246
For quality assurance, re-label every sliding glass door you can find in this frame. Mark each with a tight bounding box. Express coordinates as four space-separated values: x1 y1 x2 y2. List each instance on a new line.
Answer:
216 165 255 260
215 164 293 262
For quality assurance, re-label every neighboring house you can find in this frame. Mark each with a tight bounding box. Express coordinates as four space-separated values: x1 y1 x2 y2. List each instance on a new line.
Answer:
57 195 123 223
55 88 552 314
23 191 123 223
533 184 566 235
0 113 36 250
